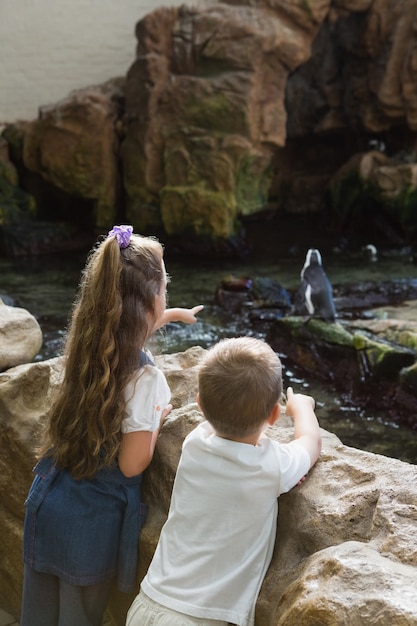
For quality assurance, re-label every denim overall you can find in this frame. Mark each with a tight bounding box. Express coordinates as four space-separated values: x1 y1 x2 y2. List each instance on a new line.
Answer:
23 457 147 593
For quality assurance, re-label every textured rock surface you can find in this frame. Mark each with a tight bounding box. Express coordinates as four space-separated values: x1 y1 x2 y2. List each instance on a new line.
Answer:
122 2 320 238
20 78 124 230
121 0 417 243
1 346 416 625
0 300 43 371
4 0 417 250
0 356 63 619
267 314 417 427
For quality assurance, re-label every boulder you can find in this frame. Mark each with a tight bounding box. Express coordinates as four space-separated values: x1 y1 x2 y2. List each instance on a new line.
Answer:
5 78 125 232
1 347 417 625
272 541 417 625
328 151 417 238
121 2 319 242
267 315 417 426
0 357 64 619
0 300 43 371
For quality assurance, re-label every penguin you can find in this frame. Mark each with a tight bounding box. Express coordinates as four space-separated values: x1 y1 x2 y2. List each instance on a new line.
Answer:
362 243 378 262
294 248 336 322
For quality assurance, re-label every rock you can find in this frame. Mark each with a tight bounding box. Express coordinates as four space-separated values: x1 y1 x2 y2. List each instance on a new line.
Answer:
2 1 417 252
1 347 417 625
350 312 417 351
0 356 64 619
256 437 417 624
122 3 318 243
400 361 417 396
215 275 292 314
0 300 43 371
334 280 417 312
267 316 417 425
121 0 417 248
328 151 417 239
0 136 38 256
272 541 417 625
0 219 89 257
5 78 125 231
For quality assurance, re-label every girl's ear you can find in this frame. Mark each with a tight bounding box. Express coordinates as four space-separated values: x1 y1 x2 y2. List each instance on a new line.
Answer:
266 402 280 426
196 392 201 410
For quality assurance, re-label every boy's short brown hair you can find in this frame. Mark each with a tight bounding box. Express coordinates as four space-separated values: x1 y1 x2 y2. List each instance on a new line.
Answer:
198 337 282 438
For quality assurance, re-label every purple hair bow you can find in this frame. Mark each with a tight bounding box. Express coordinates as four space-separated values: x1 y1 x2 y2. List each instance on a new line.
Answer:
107 224 133 249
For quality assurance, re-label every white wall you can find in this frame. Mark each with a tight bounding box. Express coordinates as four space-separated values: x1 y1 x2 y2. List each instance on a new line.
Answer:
0 0 212 123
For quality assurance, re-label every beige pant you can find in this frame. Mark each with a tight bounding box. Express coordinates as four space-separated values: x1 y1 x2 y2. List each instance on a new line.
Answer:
126 589 231 626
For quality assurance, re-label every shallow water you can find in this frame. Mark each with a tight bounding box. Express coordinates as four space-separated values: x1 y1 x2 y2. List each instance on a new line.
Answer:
1 217 416 464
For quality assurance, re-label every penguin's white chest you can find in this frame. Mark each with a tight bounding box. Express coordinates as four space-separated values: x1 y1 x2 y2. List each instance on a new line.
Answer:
304 284 314 315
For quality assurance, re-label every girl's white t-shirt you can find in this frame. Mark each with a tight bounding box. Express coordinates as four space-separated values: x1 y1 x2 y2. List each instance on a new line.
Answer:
141 421 311 626
122 363 171 434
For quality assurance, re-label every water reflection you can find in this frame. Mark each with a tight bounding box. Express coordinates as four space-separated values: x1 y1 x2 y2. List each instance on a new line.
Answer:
0 227 416 465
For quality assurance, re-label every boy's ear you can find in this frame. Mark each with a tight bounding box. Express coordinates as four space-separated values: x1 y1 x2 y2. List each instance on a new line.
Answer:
196 392 201 410
267 402 280 426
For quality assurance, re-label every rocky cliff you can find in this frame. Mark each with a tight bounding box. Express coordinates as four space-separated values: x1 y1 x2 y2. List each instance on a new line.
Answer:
2 0 417 255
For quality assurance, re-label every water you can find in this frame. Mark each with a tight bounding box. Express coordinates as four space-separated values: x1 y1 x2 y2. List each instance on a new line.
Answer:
1 216 416 464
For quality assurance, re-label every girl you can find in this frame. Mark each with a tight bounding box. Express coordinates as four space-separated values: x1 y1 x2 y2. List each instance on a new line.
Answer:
20 225 203 626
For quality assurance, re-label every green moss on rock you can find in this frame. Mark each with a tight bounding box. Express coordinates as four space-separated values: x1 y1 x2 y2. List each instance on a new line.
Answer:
185 93 248 135
329 170 383 228
160 185 238 239
0 162 36 223
353 331 415 378
305 319 355 346
235 154 272 216
400 362 417 396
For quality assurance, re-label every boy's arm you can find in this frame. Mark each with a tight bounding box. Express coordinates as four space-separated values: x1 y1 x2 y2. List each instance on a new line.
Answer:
155 305 204 330
285 386 322 467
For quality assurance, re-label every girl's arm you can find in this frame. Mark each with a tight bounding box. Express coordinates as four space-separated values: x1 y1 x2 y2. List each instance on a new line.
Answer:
118 404 173 477
154 305 204 330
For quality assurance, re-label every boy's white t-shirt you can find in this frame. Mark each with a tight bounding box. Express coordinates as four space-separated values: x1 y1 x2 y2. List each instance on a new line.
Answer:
141 420 311 626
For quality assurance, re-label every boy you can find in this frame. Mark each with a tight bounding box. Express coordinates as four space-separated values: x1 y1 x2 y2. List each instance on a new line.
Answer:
126 336 322 626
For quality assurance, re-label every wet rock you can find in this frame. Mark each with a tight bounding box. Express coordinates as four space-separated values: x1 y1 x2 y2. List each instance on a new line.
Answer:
215 275 253 313
400 361 417 396
0 300 43 371
267 316 416 425
334 279 417 313
350 314 417 352
0 219 89 257
216 275 291 314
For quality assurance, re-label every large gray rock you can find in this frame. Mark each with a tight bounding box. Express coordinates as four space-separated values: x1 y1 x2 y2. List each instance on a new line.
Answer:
0 347 416 625
273 541 417 625
0 356 63 619
0 299 43 371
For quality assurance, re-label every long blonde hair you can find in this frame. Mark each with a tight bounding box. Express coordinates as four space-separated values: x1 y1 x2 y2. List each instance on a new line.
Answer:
41 232 164 479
